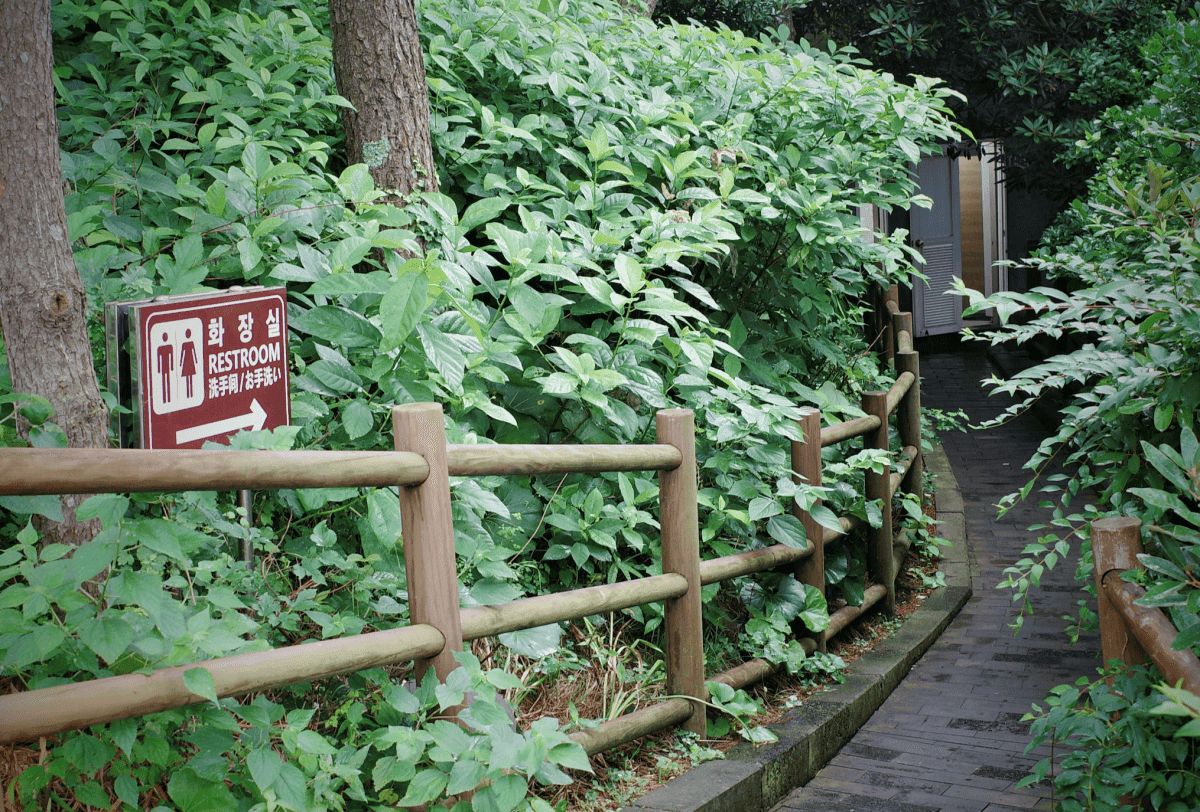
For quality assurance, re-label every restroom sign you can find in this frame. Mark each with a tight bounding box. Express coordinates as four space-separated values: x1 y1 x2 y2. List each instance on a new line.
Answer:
130 288 290 449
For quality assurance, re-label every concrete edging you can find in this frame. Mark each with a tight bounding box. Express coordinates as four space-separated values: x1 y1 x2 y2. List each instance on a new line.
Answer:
621 443 972 812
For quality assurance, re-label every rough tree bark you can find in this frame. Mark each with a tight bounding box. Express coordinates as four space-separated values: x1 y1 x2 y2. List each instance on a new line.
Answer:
328 0 440 197
0 0 109 546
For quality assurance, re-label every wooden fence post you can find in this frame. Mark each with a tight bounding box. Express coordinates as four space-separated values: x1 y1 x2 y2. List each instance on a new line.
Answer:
393 403 462 683
657 409 707 736
884 284 900 366
890 309 911 353
1091 516 1147 677
863 391 895 615
895 347 923 506
792 407 827 651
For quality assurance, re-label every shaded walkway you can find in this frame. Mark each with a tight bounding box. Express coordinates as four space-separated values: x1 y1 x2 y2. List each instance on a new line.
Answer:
772 341 1100 812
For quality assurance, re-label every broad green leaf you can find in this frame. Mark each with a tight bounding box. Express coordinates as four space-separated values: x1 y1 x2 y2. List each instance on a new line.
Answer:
499 623 563 658
380 274 429 352
342 399 374 439
183 667 219 705
419 324 468 394
749 496 782 522
398 768 448 807
459 197 511 233
290 305 382 348
367 488 403 549
296 729 338 755
808 505 844 534
78 615 135 664
337 164 375 201
307 271 393 297
614 254 645 294
167 769 237 812
0 495 63 522
446 758 486 795
2 625 66 669
509 284 546 328
767 514 808 549
247 747 283 790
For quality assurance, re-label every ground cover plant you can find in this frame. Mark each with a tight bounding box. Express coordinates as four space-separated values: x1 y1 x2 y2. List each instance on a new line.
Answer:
0 0 961 807
958 9 1200 809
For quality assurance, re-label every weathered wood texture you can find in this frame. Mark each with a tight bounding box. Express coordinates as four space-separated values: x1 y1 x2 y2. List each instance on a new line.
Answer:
863 391 896 615
896 349 923 502
793 407 827 650
393 403 463 682
885 370 915 415
700 541 814 585
570 698 693 757
821 414 882 447
328 0 438 196
461 575 687 640
657 409 706 736
883 285 900 365
892 308 914 354
0 0 110 546
1092 516 1147 678
0 623 444 745
0 447 429 495
447 443 681 476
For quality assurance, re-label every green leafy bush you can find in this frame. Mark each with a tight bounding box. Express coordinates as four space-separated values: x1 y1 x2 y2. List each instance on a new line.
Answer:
1023 666 1200 812
960 10 1200 809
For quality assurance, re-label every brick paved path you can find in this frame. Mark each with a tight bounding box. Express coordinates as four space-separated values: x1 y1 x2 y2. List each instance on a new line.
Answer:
771 342 1100 812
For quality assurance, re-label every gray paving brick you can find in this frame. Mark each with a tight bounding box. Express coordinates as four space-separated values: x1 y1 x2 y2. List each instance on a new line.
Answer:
770 344 1100 812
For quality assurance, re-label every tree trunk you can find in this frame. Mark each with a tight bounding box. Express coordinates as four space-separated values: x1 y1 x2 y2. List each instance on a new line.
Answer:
0 0 109 546
329 0 440 197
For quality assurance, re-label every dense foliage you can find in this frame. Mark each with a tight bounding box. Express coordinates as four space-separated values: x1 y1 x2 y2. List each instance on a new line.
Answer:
791 0 1191 199
0 0 960 807
960 9 1200 809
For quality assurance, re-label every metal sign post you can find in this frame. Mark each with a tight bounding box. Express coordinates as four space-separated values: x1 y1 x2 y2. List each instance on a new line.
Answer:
106 287 290 566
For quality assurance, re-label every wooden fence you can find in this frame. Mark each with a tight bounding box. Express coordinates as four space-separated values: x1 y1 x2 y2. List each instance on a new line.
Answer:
1091 517 1200 694
0 304 925 754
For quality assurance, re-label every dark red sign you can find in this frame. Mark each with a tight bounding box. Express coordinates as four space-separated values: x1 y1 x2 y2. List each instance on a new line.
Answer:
134 288 289 450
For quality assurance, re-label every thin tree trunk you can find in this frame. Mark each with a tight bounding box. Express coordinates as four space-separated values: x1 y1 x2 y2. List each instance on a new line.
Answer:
0 0 109 546
329 0 440 198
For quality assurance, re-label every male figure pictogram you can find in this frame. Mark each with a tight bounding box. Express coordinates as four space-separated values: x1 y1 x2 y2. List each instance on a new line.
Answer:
156 332 174 403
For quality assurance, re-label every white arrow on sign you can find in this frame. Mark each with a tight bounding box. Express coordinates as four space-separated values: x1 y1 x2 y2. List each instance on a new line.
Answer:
175 398 268 445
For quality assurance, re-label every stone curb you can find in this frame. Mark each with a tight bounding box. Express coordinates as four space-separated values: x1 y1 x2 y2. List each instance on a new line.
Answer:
620 443 972 812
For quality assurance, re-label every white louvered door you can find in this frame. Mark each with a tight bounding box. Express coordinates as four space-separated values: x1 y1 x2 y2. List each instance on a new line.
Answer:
911 154 963 336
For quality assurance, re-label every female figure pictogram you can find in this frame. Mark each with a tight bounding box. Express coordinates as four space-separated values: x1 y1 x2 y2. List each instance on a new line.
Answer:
180 328 199 398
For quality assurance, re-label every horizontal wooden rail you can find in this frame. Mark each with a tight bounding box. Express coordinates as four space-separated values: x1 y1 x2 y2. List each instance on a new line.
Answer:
885 371 915 415
698 516 860 586
828 584 888 638
447 444 682 476
1092 516 1200 695
0 447 430 495
0 623 445 745
1103 575 1200 695
461 575 687 640
710 635 819 691
821 415 882 447
890 445 919 497
570 697 693 756
700 541 814 585
0 442 684 497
